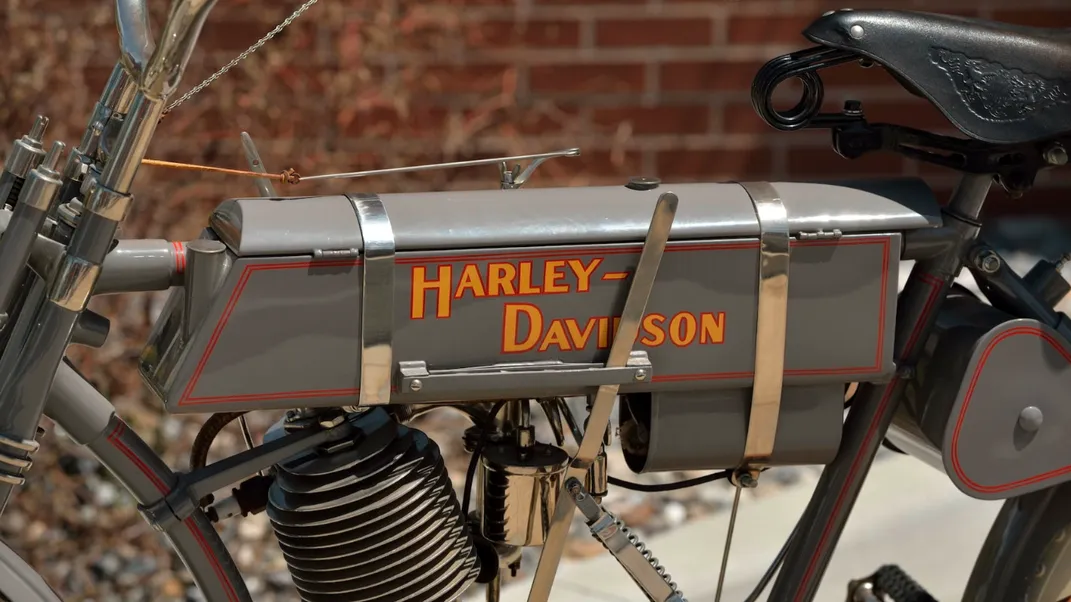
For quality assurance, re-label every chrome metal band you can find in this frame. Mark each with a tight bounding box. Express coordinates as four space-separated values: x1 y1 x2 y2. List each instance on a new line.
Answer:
49 256 101 312
738 181 791 468
82 178 134 222
348 193 396 406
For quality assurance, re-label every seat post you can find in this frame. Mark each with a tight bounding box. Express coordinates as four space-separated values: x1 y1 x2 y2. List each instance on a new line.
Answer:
946 173 995 223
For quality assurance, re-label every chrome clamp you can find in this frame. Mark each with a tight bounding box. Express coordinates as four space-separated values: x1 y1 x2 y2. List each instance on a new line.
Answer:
737 181 791 474
347 193 396 407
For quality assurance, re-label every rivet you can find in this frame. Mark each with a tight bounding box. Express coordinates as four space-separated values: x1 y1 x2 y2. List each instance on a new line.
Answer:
849 24 865 39
1018 406 1043 432
410 379 423 392
634 369 648 381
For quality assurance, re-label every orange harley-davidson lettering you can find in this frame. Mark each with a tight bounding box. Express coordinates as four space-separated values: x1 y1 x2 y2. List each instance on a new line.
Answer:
408 259 727 352
409 259 604 319
502 304 726 353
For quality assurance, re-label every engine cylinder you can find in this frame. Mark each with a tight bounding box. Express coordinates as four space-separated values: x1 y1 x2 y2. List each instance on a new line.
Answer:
267 409 481 602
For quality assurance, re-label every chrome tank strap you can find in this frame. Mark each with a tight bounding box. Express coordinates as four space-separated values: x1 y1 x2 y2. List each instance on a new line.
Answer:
738 181 791 470
347 193 396 406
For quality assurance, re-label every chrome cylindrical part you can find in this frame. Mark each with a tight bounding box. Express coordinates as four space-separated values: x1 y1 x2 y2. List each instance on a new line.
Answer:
478 441 569 547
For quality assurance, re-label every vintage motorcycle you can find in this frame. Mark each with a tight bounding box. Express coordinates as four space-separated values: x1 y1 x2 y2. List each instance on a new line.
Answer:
1 1 1070 601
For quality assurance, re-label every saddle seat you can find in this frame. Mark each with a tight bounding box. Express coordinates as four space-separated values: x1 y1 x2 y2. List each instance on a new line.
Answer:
804 10 1071 145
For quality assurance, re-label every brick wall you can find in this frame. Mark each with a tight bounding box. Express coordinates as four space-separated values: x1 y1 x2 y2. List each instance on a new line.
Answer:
4 1 1071 239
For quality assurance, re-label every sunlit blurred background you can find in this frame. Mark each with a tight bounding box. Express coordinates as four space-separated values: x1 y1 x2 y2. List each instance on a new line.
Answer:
1 0 1070 600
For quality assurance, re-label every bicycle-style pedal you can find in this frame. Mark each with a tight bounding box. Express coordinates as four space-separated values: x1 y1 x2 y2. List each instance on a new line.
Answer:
847 565 938 602
566 478 686 602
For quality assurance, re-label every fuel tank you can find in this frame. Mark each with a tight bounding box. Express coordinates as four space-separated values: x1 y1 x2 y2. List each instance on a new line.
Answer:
139 178 940 419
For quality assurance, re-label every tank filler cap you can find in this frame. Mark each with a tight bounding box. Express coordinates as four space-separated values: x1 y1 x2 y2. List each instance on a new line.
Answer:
626 176 661 191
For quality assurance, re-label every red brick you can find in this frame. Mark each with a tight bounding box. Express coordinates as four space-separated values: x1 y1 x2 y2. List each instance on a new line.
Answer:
660 61 764 92
656 149 774 181
529 64 646 94
726 15 816 45
992 10 1071 28
595 19 713 47
82 66 115 92
786 146 905 177
467 20 581 48
513 107 584 135
543 150 645 180
722 103 774 135
198 18 318 53
341 106 451 139
534 0 645 6
592 106 710 135
416 65 518 94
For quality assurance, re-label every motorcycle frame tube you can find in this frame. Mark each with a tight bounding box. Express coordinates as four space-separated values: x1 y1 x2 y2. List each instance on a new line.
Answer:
44 360 250 602
768 173 994 602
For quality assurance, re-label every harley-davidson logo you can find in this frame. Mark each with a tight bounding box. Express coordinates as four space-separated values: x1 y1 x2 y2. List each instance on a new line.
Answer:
408 259 726 353
409 259 604 319
501 304 725 353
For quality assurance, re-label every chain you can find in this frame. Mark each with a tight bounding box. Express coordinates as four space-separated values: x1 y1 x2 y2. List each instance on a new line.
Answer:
163 0 322 115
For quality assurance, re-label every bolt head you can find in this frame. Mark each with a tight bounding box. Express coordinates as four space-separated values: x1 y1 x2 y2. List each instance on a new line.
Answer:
1018 406 1043 432
634 369 648 381
1045 145 1069 166
976 251 1001 274
409 379 423 392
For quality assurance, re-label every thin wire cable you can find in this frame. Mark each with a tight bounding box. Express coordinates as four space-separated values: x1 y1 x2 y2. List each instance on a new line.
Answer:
164 0 322 114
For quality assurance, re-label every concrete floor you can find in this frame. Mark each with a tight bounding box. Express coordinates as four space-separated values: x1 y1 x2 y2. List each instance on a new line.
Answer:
497 454 1003 602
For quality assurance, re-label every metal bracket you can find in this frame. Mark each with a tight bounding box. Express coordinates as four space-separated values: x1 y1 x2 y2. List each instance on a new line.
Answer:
498 148 581 189
397 351 652 396
239 131 278 197
798 228 842 241
137 419 354 532
348 193 396 407
737 181 791 474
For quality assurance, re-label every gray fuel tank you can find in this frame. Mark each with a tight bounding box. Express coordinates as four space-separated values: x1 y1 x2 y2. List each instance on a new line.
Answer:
139 178 940 416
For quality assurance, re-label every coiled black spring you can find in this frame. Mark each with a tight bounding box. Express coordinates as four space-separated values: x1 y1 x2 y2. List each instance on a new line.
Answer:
4 176 24 207
609 511 685 600
751 46 858 131
267 409 481 602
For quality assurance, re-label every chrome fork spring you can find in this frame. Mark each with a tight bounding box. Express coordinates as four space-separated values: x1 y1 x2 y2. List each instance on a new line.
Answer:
0 431 41 486
609 511 685 599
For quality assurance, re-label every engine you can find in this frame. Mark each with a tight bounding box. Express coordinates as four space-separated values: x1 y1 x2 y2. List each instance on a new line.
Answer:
265 408 483 602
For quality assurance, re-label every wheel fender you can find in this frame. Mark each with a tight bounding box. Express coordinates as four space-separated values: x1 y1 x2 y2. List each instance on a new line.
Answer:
964 481 1071 602
0 539 61 602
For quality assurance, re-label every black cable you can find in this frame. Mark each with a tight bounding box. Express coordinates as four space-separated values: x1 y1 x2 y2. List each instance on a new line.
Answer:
461 400 507 518
607 470 731 492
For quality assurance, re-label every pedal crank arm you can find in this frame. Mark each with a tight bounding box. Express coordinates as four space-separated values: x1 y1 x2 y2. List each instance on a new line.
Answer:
568 478 685 602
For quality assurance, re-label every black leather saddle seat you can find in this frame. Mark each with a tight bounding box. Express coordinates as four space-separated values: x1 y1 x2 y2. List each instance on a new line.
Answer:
804 9 1071 145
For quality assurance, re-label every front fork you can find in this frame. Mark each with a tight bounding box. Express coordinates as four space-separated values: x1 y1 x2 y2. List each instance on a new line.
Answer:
769 173 993 602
